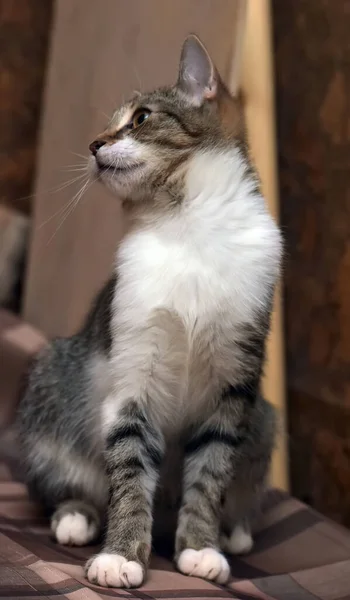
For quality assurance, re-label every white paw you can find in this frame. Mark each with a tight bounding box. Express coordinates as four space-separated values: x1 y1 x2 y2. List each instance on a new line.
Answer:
52 512 97 546
86 553 144 588
177 548 230 584
220 524 253 555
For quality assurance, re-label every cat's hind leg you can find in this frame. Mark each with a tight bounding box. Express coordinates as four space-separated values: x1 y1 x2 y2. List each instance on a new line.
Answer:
23 439 107 547
220 519 253 555
176 395 276 581
220 396 276 556
51 499 101 546
220 482 256 555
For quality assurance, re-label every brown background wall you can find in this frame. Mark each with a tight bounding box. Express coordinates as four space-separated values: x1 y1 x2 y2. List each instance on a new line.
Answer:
23 0 244 338
273 0 350 525
0 0 53 215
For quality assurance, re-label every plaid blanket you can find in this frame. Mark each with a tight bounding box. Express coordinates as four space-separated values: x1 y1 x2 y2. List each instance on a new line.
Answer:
1 310 350 599
1 465 350 598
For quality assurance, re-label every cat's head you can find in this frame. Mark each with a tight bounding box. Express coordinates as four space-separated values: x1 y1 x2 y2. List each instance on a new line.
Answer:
88 35 244 204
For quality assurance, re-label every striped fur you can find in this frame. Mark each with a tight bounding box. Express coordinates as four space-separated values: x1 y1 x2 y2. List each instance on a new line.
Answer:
16 36 282 588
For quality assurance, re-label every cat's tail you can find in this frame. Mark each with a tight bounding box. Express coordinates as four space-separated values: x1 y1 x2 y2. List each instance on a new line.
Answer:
0 206 29 309
0 426 24 479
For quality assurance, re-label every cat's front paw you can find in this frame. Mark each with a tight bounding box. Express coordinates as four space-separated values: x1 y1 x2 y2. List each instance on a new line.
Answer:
85 553 144 588
177 548 230 584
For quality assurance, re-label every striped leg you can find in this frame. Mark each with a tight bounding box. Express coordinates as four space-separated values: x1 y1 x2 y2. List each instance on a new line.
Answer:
86 309 186 588
175 392 262 584
85 401 164 588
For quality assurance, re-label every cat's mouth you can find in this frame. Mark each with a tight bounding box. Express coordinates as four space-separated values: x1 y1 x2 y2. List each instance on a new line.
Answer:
96 159 145 176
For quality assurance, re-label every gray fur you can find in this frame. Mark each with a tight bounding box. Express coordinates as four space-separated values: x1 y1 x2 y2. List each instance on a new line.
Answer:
16 35 280 588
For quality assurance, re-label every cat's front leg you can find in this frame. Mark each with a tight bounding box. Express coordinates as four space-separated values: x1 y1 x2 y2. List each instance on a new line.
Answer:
175 387 266 585
175 418 232 584
85 400 164 588
85 308 186 588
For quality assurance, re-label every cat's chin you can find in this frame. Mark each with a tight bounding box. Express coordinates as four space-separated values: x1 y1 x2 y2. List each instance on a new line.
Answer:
100 174 149 206
96 159 145 175
89 155 141 176
88 156 144 198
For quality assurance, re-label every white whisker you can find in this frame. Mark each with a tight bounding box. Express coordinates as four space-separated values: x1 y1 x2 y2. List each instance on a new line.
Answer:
99 109 110 120
37 175 89 230
132 65 143 92
70 151 89 160
62 166 89 173
46 178 94 246
52 173 88 193
60 162 88 171
16 173 88 206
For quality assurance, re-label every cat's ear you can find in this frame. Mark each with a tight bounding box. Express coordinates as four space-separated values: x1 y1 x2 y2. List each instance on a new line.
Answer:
177 35 218 105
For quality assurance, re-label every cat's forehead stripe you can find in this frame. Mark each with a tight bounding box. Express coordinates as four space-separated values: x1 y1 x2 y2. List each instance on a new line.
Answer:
110 105 134 130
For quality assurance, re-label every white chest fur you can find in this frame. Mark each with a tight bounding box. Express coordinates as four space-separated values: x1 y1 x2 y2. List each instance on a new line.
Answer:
115 150 281 330
107 150 281 426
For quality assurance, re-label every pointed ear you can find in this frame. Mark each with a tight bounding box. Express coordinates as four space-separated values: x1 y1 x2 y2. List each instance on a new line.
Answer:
177 35 218 105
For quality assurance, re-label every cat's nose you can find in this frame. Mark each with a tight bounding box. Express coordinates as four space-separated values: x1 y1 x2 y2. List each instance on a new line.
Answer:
89 139 106 156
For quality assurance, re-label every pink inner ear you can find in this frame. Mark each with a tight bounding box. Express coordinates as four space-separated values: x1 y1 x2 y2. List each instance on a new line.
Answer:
203 79 217 100
204 86 217 100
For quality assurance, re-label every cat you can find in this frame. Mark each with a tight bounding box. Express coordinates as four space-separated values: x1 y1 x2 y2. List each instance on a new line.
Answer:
16 35 282 588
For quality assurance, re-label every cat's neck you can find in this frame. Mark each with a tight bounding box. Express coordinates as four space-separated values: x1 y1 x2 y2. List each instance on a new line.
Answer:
124 147 260 233
185 148 258 207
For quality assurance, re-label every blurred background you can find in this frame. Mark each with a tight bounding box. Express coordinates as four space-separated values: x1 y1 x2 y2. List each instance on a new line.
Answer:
0 0 350 529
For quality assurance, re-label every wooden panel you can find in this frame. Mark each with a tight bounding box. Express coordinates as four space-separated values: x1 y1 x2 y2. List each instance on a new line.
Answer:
241 0 288 490
273 0 350 520
0 0 53 215
23 0 245 337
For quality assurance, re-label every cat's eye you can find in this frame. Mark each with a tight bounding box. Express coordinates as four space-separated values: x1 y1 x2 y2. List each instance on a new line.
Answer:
127 109 151 130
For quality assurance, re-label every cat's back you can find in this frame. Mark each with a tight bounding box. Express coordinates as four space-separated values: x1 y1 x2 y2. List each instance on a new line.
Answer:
18 335 94 435
17 276 116 443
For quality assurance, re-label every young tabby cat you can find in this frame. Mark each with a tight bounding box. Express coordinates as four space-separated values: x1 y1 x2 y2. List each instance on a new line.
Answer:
16 36 281 588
